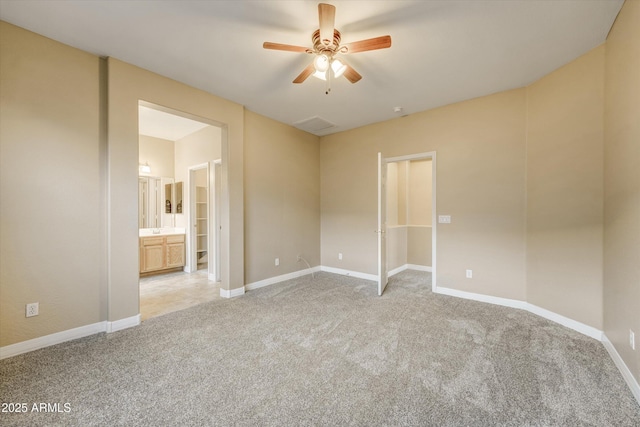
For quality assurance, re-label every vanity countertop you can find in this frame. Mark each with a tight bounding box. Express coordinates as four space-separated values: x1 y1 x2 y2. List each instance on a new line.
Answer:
139 228 186 237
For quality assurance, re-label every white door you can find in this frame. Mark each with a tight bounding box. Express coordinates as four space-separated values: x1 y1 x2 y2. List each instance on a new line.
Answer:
378 152 388 296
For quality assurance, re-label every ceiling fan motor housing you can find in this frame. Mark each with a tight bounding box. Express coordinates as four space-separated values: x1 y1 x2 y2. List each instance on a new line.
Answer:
312 29 342 54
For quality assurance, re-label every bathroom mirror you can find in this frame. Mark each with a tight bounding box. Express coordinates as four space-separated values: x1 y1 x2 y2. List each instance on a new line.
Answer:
165 183 172 214
175 181 183 214
164 181 183 214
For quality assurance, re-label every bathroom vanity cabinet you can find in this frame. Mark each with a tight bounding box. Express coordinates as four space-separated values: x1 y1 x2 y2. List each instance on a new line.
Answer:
139 234 185 274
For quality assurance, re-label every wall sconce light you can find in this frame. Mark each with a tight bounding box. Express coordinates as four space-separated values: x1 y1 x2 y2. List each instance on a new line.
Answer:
139 162 151 174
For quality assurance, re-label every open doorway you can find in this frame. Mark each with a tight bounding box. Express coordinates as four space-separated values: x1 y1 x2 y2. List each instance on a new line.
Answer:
137 102 222 320
378 152 436 295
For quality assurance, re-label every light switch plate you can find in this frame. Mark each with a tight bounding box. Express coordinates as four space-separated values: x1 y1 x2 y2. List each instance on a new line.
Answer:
438 215 451 224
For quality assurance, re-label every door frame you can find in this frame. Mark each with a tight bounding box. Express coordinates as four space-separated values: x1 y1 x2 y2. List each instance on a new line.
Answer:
382 151 437 292
210 159 221 282
377 153 388 296
187 160 222 281
188 163 208 275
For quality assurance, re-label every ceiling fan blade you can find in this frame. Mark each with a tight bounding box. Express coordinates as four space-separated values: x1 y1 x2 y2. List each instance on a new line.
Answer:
343 64 362 84
343 35 392 53
263 42 310 53
293 63 315 84
318 3 336 46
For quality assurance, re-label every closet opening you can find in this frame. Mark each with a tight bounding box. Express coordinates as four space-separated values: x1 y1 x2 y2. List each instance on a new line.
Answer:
378 152 436 295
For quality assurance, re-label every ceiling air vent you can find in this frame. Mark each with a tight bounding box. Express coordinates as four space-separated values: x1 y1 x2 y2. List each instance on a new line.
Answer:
293 116 337 134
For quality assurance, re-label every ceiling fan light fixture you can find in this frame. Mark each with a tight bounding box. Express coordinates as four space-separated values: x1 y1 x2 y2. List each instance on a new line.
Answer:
331 59 347 78
312 69 327 81
313 54 330 72
263 3 392 91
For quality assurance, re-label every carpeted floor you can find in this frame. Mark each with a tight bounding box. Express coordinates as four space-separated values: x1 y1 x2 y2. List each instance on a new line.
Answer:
1 270 639 426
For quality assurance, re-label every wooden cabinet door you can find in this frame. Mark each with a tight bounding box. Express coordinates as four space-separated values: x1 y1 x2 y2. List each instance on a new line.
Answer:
140 234 184 273
166 242 185 268
141 244 164 272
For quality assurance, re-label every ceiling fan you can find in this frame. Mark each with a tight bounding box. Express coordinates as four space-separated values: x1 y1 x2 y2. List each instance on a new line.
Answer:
263 3 392 93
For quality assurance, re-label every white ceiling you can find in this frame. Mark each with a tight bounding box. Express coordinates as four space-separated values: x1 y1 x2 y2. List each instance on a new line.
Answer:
138 105 211 141
0 0 623 136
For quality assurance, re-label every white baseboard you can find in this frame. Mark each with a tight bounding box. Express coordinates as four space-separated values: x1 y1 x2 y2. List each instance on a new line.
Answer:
434 286 603 340
407 264 432 272
0 313 144 359
434 286 528 310
245 264 428 291
106 314 140 333
320 266 378 281
0 321 107 360
389 264 433 277
602 334 640 405
246 266 321 291
388 265 408 277
220 286 245 298
526 303 603 341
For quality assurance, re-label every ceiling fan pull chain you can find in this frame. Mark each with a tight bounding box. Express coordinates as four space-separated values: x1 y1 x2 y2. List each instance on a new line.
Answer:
326 64 332 95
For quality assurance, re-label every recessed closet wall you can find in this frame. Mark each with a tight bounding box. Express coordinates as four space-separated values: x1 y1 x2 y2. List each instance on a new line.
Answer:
386 159 432 272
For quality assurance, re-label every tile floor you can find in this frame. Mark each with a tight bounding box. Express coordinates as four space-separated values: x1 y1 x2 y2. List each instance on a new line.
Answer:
139 268 221 321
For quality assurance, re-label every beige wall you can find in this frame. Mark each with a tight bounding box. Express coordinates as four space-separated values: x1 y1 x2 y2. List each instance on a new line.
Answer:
386 226 432 271
526 46 605 329
604 0 640 385
407 227 432 267
0 21 248 344
387 162 399 226
174 126 222 229
408 159 432 226
0 22 103 346
397 161 408 225
387 227 408 271
244 111 320 284
321 89 527 300
139 135 175 179
107 58 245 320
174 126 222 184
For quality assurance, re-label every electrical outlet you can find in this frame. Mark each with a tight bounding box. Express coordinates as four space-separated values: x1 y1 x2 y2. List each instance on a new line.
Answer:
275 258 279 266
466 269 473 279
630 330 635 350
338 253 343 261
26 302 39 317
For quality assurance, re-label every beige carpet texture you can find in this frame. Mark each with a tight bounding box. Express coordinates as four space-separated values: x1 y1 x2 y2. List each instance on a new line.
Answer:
1 270 639 426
